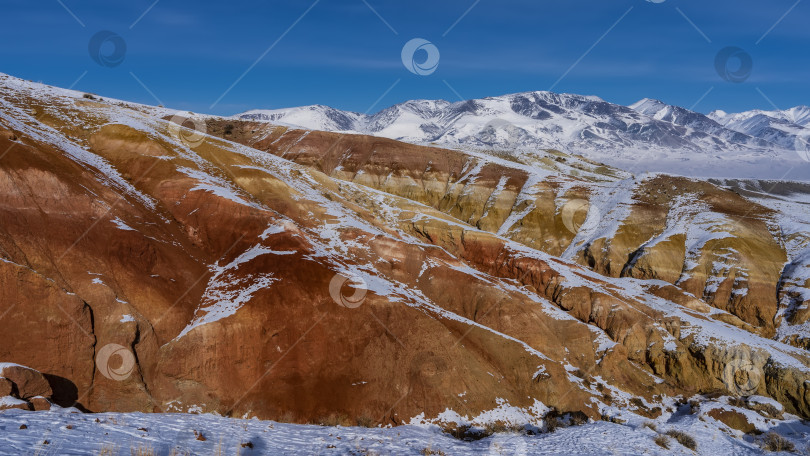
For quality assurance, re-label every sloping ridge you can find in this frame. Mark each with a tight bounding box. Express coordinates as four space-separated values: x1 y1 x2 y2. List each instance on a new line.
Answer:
0 73 809 430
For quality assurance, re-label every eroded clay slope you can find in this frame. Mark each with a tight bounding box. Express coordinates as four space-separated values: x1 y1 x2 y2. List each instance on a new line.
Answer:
214 119 806 340
1 74 809 426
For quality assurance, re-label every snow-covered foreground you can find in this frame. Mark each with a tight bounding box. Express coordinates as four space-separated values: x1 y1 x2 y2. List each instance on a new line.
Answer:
1 408 807 455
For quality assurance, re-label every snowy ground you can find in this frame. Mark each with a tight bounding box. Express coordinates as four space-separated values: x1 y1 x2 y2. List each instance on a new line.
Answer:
1 407 807 455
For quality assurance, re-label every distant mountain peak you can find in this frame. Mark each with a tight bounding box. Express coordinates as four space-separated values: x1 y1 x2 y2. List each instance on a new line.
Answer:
235 89 810 179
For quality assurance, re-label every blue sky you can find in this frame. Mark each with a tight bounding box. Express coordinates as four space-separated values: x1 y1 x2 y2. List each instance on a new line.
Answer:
2 0 808 116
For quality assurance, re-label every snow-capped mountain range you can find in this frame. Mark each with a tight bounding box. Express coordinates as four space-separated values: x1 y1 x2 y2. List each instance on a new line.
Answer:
237 92 810 180
709 105 810 153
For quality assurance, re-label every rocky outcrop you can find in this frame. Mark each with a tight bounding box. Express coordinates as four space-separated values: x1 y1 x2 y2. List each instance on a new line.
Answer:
0 364 52 400
0 74 809 426
219 123 786 333
0 377 15 397
0 364 55 411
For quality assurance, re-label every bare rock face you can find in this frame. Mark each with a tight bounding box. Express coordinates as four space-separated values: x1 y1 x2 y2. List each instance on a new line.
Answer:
29 396 53 411
0 74 809 426
777 258 810 349
0 364 56 411
0 364 53 400
0 260 95 407
0 377 14 397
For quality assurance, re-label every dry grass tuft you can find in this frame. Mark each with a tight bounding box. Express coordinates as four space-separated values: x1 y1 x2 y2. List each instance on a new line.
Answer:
760 432 795 452
276 411 296 423
484 421 527 435
445 424 493 441
130 443 156 456
653 434 669 449
318 413 352 427
98 444 117 456
356 415 375 428
641 421 657 432
666 430 697 451
727 396 746 408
